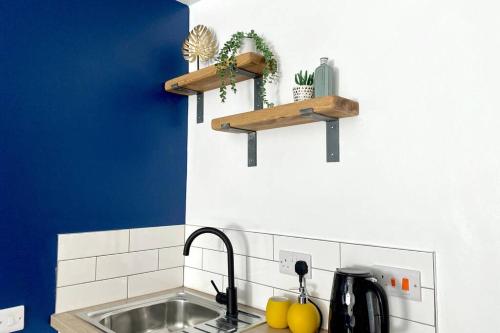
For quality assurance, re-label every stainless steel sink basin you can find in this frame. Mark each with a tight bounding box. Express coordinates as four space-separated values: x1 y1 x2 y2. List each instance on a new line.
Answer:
78 292 264 333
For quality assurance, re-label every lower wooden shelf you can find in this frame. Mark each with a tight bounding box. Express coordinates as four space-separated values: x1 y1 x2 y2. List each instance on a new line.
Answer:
211 96 358 132
211 96 359 167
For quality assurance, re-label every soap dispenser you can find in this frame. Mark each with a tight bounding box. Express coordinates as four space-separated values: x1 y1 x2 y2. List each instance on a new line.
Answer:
287 261 322 333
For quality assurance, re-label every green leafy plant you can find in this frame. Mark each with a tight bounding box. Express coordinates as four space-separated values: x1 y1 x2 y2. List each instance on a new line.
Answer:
215 30 278 108
295 70 314 86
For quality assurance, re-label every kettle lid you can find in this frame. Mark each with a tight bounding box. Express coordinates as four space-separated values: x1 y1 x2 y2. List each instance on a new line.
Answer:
336 267 372 277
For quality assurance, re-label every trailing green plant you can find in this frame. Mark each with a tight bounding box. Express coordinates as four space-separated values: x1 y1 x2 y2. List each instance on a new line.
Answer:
215 30 278 108
295 70 314 86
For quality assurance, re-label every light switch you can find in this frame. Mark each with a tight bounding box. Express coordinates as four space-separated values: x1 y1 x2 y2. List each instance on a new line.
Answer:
402 277 410 291
0 305 24 332
372 265 421 301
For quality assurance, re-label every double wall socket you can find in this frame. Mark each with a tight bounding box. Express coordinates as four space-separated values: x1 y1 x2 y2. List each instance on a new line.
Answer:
279 250 312 279
0 305 24 332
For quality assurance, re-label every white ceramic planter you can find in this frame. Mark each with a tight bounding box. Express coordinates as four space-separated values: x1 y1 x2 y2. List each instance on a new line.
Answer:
239 38 257 54
293 86 314 102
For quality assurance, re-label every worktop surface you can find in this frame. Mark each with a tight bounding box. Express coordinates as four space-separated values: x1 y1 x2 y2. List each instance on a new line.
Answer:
51 287 298 333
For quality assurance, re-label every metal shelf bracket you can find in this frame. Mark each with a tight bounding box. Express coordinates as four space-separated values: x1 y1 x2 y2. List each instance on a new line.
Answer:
171 83 204 124
299 108 340 162
221 123 257 167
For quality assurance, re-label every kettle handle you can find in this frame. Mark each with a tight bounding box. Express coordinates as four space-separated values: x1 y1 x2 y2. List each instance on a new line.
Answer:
365 279 390 333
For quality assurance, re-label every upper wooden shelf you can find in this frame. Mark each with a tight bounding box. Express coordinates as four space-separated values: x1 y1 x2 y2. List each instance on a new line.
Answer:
211 96 359 132
164 52 266 96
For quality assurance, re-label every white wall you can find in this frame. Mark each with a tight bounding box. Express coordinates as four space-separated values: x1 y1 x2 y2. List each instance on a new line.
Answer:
186 0 500 332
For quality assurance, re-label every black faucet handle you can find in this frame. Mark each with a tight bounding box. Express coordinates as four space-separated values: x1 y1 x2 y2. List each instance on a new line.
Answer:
210 280 228 305
210 280 221 293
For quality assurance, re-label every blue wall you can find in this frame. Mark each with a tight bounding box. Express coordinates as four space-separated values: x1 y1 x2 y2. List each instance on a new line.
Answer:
0 0 188 331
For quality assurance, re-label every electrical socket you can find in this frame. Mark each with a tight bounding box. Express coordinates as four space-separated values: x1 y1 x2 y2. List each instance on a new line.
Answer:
279 250 312 278
0 305 24 332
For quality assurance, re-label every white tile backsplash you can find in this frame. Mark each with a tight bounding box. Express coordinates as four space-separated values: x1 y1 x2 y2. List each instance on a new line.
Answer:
245 257 283 287
184 267 222 295
391 317 436 333
128 267 184 298
54 223 437 333
56 224 183 312
202 249 247 280
130 225 184 251
184 246 203 269
305 268 335 301
389 287 436 326
224 229 274 260
96 250 158 280
341 243 435 288
56 277 127 313
159 246 185 269
185 224 437 333
57 257 96 287
223 277 274 311
58 229 129 261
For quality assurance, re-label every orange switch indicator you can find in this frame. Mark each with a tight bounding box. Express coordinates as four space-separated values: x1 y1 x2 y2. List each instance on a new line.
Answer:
402 278 410 291
390 278 396 288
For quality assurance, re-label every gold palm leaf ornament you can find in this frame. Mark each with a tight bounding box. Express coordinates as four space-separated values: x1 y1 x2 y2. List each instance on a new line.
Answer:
182 25 218 69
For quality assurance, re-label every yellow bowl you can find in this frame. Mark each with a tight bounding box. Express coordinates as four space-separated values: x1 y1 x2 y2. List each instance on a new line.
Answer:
266 296 291 329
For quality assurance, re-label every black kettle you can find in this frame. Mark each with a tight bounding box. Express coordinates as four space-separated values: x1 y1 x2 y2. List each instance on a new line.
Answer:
329 268 389 333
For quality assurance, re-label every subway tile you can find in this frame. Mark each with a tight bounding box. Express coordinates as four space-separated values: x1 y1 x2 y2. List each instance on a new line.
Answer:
246 257 282 287
223 278 273 311
388 288 435 326
57 257 96 287
184 267 223 296
305 268 334 300
274 236 340 271
56 278 127 313
185 225 223 251
129 225 184 251
390 316 435 333
128 267 183 298
202 249 247 280
159 246 184 269
224 229 273 260
341 244 435 288
184 247 203 269
96 250 158 280
58 230 129 260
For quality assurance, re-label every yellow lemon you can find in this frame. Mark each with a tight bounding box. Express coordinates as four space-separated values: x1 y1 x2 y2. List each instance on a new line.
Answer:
287 302 320 333
266 297 291 329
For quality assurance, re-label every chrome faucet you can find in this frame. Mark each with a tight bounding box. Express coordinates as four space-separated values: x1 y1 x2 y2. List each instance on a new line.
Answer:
183 227 238 318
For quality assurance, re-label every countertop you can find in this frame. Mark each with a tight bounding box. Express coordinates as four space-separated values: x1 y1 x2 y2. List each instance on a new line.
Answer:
51 287 295 333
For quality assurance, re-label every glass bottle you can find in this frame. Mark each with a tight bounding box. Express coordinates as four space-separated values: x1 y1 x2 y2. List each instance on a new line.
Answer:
314 57 335 97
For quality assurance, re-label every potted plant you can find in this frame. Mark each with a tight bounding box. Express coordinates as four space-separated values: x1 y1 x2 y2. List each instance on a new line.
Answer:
215 30 278 108
293 70 314 102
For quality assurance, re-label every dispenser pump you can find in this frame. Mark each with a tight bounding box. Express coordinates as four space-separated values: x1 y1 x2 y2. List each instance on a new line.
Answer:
295 261 309 304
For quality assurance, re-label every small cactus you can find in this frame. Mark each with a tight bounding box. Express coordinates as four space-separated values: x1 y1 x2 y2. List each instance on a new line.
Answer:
294 70 314 86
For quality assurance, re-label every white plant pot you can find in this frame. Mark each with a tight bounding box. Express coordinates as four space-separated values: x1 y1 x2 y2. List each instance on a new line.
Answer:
293 86 314 102
239 37 257 54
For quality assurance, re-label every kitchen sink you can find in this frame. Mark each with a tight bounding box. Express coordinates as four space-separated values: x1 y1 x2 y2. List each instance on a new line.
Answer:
77 292 264 333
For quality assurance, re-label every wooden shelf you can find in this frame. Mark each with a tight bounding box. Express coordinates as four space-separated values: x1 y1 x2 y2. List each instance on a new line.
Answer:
211 96 359 132
164 52 265 96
